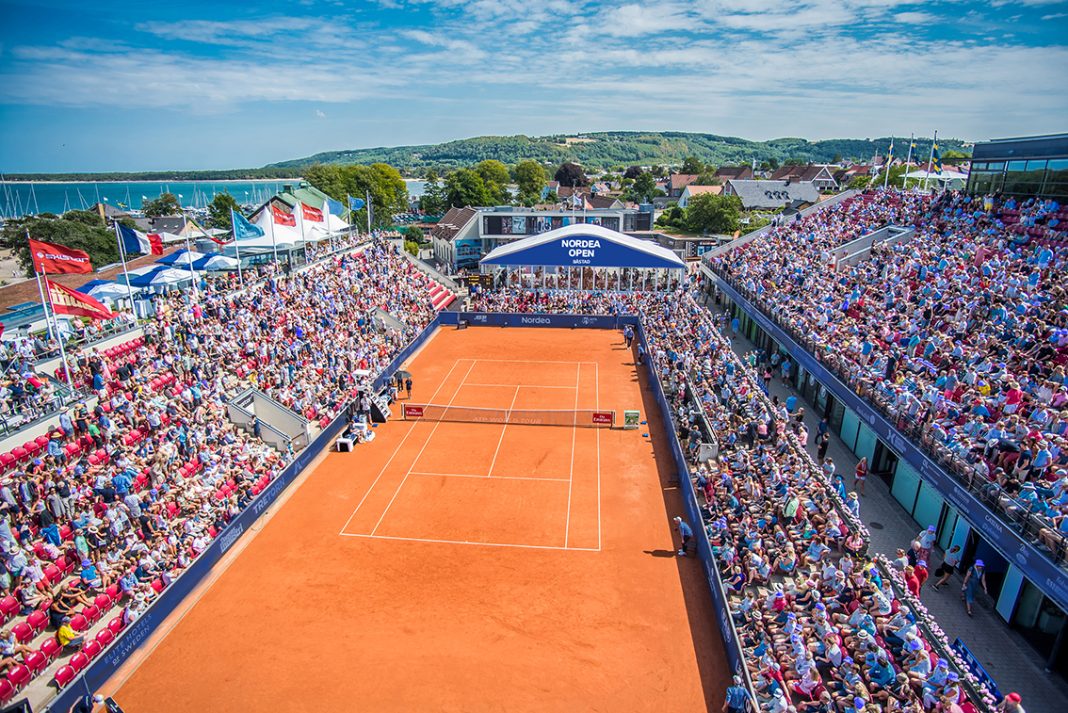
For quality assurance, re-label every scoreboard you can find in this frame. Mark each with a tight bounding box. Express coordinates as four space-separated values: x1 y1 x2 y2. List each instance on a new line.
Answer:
462 274 496 290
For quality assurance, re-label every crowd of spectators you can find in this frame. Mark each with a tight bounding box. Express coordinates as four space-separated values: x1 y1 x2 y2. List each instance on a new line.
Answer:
0 238 446 699
710 190 1068 563
471 283 999 711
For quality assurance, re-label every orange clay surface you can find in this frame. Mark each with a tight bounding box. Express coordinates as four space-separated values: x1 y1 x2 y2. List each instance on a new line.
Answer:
109 326 729 712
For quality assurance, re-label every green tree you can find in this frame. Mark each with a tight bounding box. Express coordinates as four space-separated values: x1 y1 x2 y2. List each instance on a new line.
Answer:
403 240 419 256
207 192 241 228
304 162 410 228
632 172 658 202
444 168 493 207
681 156 705 174
848 174 873 190
685 193 742 234
418 170 449 215
142 192 181 217
404 226 425 244
2 213 120 277
474 159 510 204
514 160 548 205
695 172 722 186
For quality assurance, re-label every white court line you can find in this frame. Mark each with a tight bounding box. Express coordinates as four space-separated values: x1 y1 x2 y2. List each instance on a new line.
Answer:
338 358 464 536
487 385 521 477
370 360 478 535
339 532 600 552
463 383 578 389
563 362 580 548
411 471 570 482
595 361 602 551
473 359 598 365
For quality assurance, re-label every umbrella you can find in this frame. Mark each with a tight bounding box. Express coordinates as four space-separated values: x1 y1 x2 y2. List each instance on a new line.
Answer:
191 254 240 271
393 370 412 381
123 266 198 288
77 280 139 302
156 249 208 266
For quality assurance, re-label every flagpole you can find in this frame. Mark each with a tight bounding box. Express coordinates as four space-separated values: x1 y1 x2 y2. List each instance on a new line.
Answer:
39 268 75 393
112 222 135 312
230 208 245 289
26 229 56 342
268 202 279 266
366 190 372 236
902 133 915 191
883 137 894 190
184 232 199 301
297 202 309 265
923 130 937 192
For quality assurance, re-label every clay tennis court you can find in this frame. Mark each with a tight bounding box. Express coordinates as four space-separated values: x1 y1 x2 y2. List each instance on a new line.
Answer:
106 326 728 711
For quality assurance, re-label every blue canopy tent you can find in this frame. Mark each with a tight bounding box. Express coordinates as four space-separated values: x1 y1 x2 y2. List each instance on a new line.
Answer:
156 249 208 266
479 224 685 291
120 265 198 290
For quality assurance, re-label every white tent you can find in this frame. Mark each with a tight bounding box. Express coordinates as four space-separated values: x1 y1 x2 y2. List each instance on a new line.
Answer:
904 169 968 182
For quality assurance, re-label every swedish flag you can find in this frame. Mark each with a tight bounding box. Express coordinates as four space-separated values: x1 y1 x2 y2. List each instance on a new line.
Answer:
931 142 943 175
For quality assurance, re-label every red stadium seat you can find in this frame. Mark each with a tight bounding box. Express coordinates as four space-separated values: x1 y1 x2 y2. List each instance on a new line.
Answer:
0 678 12 703
94 594 112 612
40 637 62 662
53 665 76 688
95 628 114 648
35 435 50 449
59 524 73 542
6 665 30 691
10 447 28 462
0 596 19 620
27 609 48 633
81 604 101 625
83 639 102 659
22 441 41 456
105 584 121 603
150 579 165 594
68 652 89 673
23 650 47 675
43 563 62 585
12 623 34 644
69 614 88 632
107 617 125 635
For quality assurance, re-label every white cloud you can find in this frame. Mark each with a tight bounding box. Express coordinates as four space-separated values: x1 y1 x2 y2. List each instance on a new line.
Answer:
1042 12 1068 19
315 109 327 119
895 11 936 24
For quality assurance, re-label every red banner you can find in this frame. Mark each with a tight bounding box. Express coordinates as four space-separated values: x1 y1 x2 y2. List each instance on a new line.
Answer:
404 405 424 419
301 203 324 222
591 411 614 425
29 238 92 275
271 205 296 227
46 279 114 321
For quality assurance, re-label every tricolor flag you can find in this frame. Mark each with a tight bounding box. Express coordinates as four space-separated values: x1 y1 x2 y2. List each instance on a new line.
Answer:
46 279 114 321
29 238 92 274
271 204 296 227
117 224 164 256
300 202 324 222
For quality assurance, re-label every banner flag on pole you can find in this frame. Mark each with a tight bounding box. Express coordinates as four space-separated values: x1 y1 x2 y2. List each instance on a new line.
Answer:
325 197 344 216
29 238 92 274
931 142 943 175
45 279 114 320
347 196 365 211
300 202 324 222
271 204 296 227
231 210 265 241
116 224 164 256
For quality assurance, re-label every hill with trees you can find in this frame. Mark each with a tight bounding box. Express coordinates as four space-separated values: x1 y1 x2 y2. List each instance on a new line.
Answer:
270 131 969 174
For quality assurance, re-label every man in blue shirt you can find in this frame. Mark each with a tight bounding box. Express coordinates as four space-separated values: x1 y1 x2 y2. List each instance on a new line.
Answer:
674 516 693 557
723 675 751 713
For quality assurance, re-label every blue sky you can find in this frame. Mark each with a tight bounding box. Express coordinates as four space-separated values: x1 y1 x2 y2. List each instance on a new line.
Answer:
1 0 1066 172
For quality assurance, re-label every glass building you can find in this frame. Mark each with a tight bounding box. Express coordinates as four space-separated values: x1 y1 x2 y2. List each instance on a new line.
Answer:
967 133 1068 199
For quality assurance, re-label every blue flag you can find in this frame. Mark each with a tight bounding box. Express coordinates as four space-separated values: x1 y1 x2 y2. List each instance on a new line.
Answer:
232 209 265 240
325 197 344 216
348 196 365 211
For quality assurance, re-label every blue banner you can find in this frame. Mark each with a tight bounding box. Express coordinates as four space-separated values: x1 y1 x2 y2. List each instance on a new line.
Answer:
440 311 628 330
713 276 1068 613
479 230 684 269
953 638 1001 700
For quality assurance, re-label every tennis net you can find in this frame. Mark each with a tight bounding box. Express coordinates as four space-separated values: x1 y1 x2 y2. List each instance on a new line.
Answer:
402 403 615 428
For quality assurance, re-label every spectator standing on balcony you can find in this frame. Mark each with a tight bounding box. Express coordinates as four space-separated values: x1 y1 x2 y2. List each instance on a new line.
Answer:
854 457 868 497
961 559 988 617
